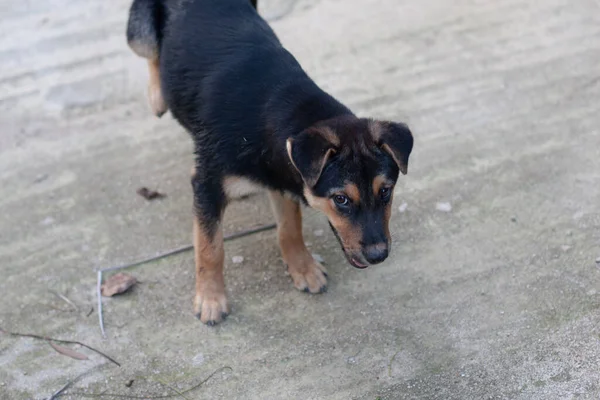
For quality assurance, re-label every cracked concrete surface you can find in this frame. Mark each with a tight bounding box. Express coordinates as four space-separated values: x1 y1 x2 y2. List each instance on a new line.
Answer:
1 0 600 398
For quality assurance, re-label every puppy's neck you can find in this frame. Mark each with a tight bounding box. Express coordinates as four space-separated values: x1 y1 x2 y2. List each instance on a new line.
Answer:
267 79 354 140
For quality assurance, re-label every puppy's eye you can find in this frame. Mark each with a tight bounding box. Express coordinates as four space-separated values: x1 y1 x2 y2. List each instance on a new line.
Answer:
333 194 350 206
379 187 391 199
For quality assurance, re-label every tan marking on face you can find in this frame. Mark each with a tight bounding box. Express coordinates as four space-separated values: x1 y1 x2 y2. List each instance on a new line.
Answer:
304 188 363 253
344 183 361 204
383 192 394 242
192 215 228 323
372 175 390 196
222 176 262 199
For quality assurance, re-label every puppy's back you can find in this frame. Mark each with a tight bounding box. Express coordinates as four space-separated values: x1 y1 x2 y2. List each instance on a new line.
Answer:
160 0 308 134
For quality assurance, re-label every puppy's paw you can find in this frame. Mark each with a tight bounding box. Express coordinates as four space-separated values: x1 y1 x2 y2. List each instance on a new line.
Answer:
287 255 328 294
194 288 229 326
148 83 168 118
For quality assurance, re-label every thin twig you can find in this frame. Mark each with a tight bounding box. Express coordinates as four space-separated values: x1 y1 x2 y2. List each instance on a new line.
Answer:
99 246 192 275
46 304 73 313
156 378 191 400
98 223 276 274
96 223 276 337
223 223 277 241
59 366 232 399
49 365 104 400
0 327 120 367
349 349 362 359
388 350 401 377
97 271 105 338
50 290 80 312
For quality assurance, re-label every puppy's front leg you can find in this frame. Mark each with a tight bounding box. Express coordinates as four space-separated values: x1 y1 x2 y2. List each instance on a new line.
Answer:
269 191 328 294
192 172 228 325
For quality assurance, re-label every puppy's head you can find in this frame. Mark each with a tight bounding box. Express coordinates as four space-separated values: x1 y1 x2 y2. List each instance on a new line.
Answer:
287 116 413 268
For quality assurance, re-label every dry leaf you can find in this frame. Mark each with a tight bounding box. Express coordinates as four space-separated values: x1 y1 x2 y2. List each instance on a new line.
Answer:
49 342 89 361
136 187 166 200
101 273 138 297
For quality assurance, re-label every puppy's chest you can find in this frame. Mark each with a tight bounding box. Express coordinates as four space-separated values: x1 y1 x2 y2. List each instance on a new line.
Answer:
222 176 303 203
223 177 263 199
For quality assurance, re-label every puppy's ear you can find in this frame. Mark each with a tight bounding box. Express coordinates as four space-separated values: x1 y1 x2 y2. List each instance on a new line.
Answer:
287 127 339 187
370 121 413 175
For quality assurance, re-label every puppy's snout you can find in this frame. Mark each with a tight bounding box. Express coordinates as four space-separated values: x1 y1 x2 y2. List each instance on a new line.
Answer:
363 243 389 264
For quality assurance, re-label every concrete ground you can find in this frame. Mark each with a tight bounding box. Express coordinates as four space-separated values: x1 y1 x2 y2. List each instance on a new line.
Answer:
1 0 600 398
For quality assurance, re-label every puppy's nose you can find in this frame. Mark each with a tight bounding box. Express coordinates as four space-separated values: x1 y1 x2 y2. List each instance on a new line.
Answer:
363 243 389 264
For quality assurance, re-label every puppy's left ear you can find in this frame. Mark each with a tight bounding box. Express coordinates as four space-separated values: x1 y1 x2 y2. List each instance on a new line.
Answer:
286 126 339 187
370 121 414 175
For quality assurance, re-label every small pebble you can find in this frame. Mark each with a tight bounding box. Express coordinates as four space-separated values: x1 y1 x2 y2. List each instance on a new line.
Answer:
314 229 324 237
596 257 600 264
232 256 244 264
435 202 452 212
560 245 571 252
33 174 49 183
192 353 205 366
398 202 408 213
510 216 517 222
40 216 55 225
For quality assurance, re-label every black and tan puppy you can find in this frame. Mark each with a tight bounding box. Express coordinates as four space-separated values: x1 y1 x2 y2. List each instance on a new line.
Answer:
127 0 413 325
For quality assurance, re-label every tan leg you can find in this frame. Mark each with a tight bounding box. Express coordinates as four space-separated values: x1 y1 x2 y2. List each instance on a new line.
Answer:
269 191 328 293
193 215 229 325
147 58 168 117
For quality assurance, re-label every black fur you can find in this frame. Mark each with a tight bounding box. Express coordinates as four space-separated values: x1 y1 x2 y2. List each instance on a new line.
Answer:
127 0 413 263
158 0 352 225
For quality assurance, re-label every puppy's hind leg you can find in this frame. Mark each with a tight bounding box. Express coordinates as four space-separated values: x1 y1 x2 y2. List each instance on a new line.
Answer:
146 58 168 117
126 0 168 117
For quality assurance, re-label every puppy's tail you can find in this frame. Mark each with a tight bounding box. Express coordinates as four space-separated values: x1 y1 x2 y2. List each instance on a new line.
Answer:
127 0 258 59
126 0 165 60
